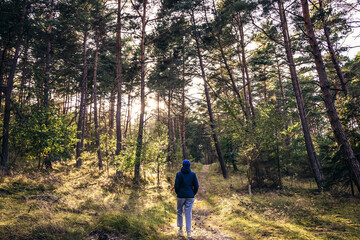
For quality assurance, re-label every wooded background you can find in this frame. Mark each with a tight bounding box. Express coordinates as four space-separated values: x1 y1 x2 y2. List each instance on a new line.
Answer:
1 0 360 195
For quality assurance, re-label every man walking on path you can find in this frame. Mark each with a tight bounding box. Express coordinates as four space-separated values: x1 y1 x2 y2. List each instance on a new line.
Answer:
174 160 199 238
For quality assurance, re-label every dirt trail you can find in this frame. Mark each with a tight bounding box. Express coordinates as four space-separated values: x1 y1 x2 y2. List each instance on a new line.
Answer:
163 164 234 240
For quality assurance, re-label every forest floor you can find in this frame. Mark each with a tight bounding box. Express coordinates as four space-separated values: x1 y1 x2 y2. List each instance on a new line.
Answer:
1 159 360 240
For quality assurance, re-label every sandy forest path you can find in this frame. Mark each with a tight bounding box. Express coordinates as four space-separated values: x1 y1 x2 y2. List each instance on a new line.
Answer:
163 164 234 240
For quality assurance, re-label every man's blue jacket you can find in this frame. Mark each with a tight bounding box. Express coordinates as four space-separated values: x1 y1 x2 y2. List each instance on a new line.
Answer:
174 165 199 198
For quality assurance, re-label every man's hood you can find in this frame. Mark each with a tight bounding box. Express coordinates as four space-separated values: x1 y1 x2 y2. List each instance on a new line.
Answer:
181 165 191 174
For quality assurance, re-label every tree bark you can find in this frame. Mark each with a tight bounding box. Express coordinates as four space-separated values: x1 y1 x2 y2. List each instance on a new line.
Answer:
109 89 115 132
76 30 88 167
191 9 228 179
166 91 172 162
236 33 248 110
181 78 187 160
116 0 123 155
0 30 13 116
43 0 54 169
172 115 176 156
134 0 147 182
19 45 28 107
44 0 53 109
277 60 286 109
93 35 102 170
277 0 325 189
236 14 255 117
301 0 360 192
124 92 131 139
1 1 27 172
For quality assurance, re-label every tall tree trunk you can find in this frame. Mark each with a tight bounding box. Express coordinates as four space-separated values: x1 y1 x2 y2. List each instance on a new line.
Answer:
19 45 28 107
236 14 255 117
44 0 53 109
301 0 360 192
0 33 13 116
277 60 290 147
124 93 131 139
277 0 325 189
43 0 54 169
109 89 115 132
263 79 267 103
115 0 123 155
318 0 349 96
1 1 27 172
181 77 187 160
277 61 286 109
76 30 88 167
166 91 172 162
134 0 147 182
191 9 228 179
172 115 176 156
237 41 248 110
156 91 161 186
93 35 102 170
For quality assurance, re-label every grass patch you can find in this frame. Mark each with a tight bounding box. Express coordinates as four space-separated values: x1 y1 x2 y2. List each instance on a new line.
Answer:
197 162 360 240
0 158 177 240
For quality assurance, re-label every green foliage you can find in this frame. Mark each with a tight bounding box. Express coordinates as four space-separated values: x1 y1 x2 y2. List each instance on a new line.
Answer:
141 123 168 167
114 137 137 173
113 123 168 175
10 105 76 168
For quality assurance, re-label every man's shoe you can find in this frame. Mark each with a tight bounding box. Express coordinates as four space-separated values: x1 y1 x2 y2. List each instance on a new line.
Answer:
177 229 183 235
187 232 191 238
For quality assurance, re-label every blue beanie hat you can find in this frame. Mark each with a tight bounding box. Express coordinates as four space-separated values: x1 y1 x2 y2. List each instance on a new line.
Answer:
183 160 191 166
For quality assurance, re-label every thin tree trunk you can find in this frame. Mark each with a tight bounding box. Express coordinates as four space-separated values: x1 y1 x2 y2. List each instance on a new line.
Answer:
156 91 161 186
237 41 248 109
277 61 286 108
134 0 147 182
43 0 54 169
44 0 53 109
318 0 349 96
277 60 290 147
93 35 102 170
1 34 13 116
236 14 255 117
1 1 27 172
172 115 176 156
263 79 267 103
124 93 131 139
181 83 187 160
166 91 172 162
19 45 28 107
277 0 325 189
301 0 360 192
76 30 88 167
115 0 123 155
157 91 160 122
191 9 228 179
109 89 115 132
